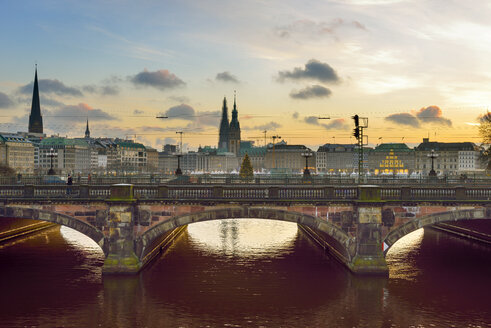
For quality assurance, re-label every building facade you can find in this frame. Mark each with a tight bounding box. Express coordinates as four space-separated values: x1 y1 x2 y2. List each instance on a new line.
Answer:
0 134 35 173
414 138 481 175
368 143 415 175
39 137 90 175
265 143 315 173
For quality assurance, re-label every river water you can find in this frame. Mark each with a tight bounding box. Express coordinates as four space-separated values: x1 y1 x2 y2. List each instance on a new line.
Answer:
0 219 490 328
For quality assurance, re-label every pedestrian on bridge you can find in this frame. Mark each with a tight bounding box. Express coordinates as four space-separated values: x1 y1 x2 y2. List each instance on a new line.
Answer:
67 174 73 195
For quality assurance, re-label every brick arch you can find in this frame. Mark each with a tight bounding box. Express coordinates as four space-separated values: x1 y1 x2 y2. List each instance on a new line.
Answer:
136 206 354 261
0 206 105 253
383 208 489 254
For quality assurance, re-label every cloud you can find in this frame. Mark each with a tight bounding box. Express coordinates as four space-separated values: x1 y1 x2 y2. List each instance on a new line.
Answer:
195 110 221 127
304 116 348 130
133 109 144 115
292 112 299 119
243 121 282 131
47 103 117 122
323 118 349 130
290 85 332 99
131 69 185 90
160 104 220 127
385 113 420 127
277 59 340 83
385 105 452 127
275 18 367 39
0 91 14 108
216 71 239 83
168 95 190 103
416 106 452 126
304 116 320 125
83 85 119 96
18 79 83 97
162 104 195 120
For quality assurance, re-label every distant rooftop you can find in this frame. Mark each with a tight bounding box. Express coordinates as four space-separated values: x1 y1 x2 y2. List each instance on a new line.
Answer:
372 143 413 152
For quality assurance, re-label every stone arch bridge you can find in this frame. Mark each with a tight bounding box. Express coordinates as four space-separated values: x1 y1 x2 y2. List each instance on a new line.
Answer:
0 184 490 275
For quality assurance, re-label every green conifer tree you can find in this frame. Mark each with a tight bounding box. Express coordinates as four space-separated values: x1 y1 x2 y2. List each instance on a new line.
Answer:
239 153 254 180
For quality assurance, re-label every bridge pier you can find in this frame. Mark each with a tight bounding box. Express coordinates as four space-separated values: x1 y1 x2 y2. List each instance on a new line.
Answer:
348 186 388 275
102 184 143 275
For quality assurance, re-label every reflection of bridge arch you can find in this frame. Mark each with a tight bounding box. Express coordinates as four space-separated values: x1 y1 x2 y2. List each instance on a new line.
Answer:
137 207 354 262
0 206 105 253
383 208 490 254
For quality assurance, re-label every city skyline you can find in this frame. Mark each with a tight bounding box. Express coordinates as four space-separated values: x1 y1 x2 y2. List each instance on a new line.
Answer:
0 1 490 151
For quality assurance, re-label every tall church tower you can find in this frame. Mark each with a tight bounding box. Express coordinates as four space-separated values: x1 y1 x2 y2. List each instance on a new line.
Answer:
218 97 230 151
85 118 90 139
229 92 241 156
28 66 43 134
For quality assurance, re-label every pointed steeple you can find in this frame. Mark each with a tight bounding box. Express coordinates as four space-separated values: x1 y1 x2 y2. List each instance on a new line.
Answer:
229 91 241 156
218 96 230 151
230 91 240 130
28 65 43 134
85 117 90 139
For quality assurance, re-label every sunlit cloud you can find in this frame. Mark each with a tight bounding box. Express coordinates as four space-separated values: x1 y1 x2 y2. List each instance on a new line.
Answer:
130 69 185 91
416 105 452 126
277 59 340 83
290 85 332 99
385 105 452 127
18 79 83 97
215 71 240 83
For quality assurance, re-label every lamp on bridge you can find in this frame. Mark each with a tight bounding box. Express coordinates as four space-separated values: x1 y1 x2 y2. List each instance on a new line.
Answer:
301 150 313 177
427 149 439 177
47 147 56 175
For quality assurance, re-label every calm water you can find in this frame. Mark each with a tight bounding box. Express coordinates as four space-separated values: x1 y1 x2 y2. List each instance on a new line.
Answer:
0 219 490 328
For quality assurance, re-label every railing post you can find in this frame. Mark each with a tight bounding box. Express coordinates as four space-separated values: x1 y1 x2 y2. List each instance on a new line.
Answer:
212 186 223 198
268 187 279 199
158 185 169 198
79 185 89 198
24 184 34 198
358 185 381 201
455 186 466 200
324 186 334 199
401 187 411 200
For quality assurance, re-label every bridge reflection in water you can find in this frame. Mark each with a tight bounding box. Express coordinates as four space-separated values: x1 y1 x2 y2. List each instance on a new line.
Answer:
1 218 490 327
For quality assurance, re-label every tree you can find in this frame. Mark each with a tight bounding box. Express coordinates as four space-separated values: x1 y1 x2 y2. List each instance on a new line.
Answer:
479 112 491 171
0 164 15 176
239 153 254 180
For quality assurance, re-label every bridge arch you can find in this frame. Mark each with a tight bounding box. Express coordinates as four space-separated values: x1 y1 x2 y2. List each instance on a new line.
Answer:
0 206 105 253
137 206 354 262
383 208 490 254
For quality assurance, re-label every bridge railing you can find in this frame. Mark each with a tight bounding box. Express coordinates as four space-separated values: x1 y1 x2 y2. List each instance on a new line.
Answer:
0 184 489 202
2 174 491 186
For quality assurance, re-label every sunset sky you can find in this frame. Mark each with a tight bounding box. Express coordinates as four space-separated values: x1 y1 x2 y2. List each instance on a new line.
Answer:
0 0 489 151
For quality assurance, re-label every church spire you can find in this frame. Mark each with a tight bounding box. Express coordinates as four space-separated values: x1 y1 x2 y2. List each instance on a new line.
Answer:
218 96 230 151
229 90 241 156
85 117 90 139
28 65 43 134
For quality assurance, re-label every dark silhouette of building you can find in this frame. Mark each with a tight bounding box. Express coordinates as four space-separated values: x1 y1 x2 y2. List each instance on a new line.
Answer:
85 118 90 139
28 67 43 134
229 93 241 155
218 97 229 151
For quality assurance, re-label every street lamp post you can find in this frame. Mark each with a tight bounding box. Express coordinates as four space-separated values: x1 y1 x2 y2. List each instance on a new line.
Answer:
427 149 439 177
47 148 56 175
175 131 183 176
301 150 313 177
271 135 281 169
